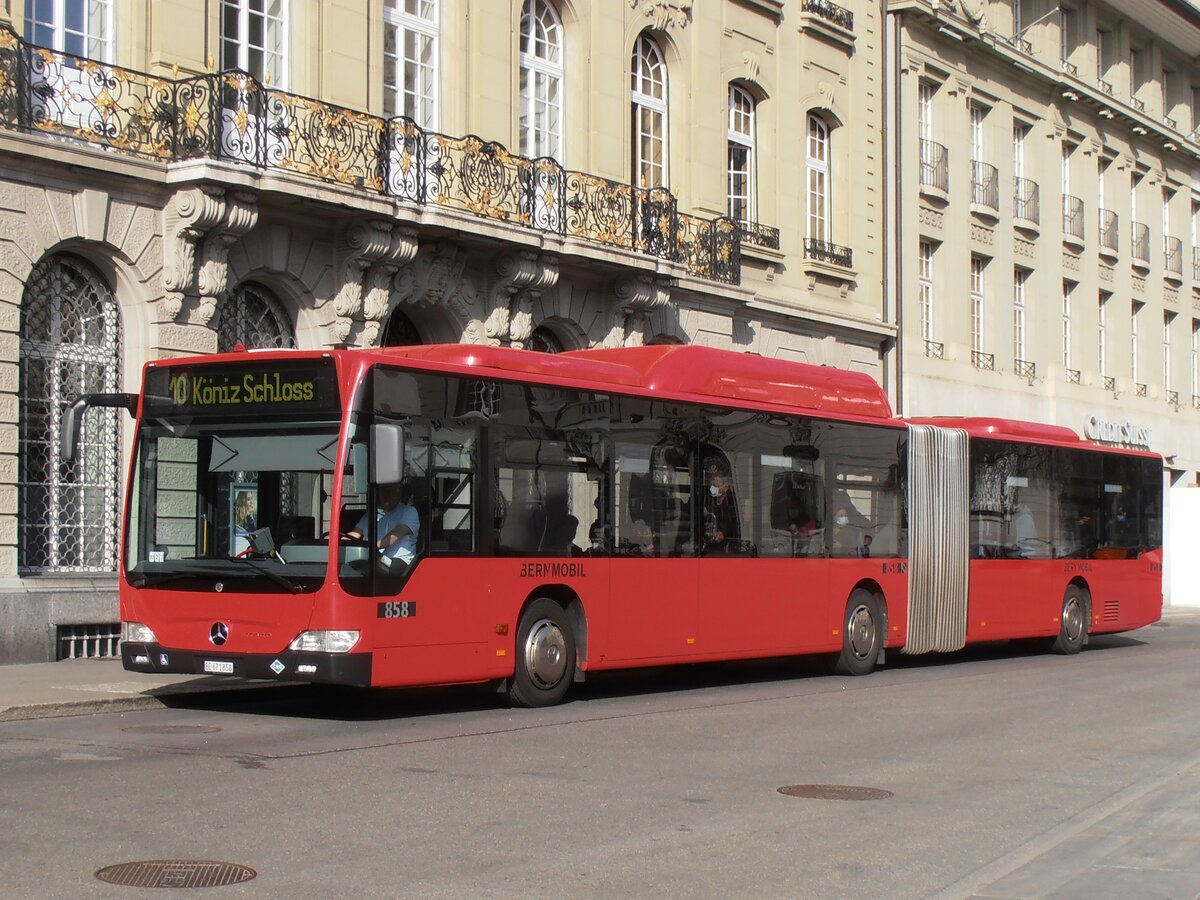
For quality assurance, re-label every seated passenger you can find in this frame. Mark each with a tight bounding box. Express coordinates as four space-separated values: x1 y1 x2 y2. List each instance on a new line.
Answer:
345 481 419 568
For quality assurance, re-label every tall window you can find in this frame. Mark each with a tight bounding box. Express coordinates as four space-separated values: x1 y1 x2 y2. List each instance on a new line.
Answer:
24 0 113 60
919 240 935 344
519 0 563 160
970 255 986 355
1164 311 1175 391
1013 124 1027 180
1131 300 1144 381
383 0 439 128
1059 7 1076 63
969 103 985 160
1061 280 1074 368
1163 187 1174 239
806 115 831 243
1192 319 1200 399
631 34 668 189
918 81 933 142
1096 29 1108 79
1098 291 1110 376
1013 268 1028 362
217 283 296 351
1061 142 1073 196
221 0 288 87
727 86 756 224
19 253 122 573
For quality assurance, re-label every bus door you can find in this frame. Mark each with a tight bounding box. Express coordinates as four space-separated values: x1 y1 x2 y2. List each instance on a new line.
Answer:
603 403 697 663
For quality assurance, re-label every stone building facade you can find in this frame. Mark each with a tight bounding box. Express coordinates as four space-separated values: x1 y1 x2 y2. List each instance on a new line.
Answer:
0 0 886 661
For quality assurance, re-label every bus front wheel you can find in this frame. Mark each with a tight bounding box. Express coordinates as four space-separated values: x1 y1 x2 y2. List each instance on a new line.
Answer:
508 597 577 708
1050 586 1088 655
834 589 882 676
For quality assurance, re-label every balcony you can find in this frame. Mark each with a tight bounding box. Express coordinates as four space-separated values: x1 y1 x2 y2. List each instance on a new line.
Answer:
1194 247 1200 282
1165 116 1177 131
1104 376 1116 393
1135 382 1148 397
803 237 853 269
1167 389 1180 409
1131 97 1146 112
0 26 740 284
919 139 948 197
1013 177 1039 228
1098 209 1119 258
970 160 998 217
999 33 1032 54
800 0 854 31
739 221 781 251
1014 359 1036 383
1097 78 1113 95
1060 59 1078 76
1066 368 1081 384
972 350 994 371
1132 222 1151 269
1164 236 1183 281
924 340 945 359
1062 195 1084 248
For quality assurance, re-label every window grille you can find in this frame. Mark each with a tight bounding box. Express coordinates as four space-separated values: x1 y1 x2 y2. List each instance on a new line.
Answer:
216 282 296 351
19 254 122 573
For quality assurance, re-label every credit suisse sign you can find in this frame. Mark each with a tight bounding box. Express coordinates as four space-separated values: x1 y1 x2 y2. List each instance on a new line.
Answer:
1083 414 1152 448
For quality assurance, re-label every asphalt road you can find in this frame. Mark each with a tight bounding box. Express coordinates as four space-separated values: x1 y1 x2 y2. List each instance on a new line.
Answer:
2 616 1199 898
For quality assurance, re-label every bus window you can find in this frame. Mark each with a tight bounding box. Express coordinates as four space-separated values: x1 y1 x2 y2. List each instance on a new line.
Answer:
1053 448 1102 559
970 439 1053 559
758 418 826 558
826 423 905 558
613 397 690 557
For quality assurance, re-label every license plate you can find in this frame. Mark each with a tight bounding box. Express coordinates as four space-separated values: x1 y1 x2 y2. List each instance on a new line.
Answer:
203 660 235 675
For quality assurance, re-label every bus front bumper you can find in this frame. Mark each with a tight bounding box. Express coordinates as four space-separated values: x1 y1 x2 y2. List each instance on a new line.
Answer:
121 642 372 686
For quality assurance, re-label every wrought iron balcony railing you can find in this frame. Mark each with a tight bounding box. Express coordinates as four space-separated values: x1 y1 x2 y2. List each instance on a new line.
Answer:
1098 208 1119 254
1165 116 1177 130
1131 97 1145 112
803 238 853 268
972 350 994 371
1132 222 1150 264
1013 177 1039 225
1194 246 1200 281
970 160 998 212
801 0 854 30
0 26 739 284
1165 236 1183 277
1104 376 1116 392
1097 78 1113 95
919 139 948 193
1014 359 1036 381
999 33 1033 54
1060 59 1078 76
1167 389 1180 409
924 340 944 359
1193 394 1200 409
1062 195 1084 242
1135 382 1148 397
739 220 781 250
1066 368 1081 384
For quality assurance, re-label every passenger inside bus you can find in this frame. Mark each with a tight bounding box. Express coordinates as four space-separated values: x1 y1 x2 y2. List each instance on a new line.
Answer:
702 463 740 554
345 480 420 568
832 507 858 555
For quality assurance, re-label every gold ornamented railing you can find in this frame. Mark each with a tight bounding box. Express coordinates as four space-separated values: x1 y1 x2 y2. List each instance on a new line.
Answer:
0 27 740 284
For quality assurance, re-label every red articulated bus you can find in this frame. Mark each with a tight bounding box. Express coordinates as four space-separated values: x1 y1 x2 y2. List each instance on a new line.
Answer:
63 344 1163 706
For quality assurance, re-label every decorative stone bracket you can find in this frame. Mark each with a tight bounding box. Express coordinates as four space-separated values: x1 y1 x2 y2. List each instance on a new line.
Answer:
331 220 418 346
162 186 258 324
602 273 674 348
484 251 559 349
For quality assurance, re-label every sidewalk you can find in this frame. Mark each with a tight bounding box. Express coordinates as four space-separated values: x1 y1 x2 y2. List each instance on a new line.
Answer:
0 657 295 722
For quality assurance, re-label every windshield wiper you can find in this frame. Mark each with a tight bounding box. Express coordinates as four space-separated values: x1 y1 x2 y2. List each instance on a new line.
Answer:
128 568 228 588
225 556 304 593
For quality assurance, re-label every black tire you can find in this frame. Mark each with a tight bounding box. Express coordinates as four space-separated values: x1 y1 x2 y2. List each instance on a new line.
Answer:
834 589 882 676
508 598 577 708
1050 585 1088 655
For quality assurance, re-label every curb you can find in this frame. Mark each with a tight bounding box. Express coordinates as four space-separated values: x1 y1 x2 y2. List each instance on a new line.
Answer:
0 680 301 723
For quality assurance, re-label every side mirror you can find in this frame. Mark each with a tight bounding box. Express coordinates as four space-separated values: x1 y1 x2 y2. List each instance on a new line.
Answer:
371 422 405 485
61 393 137 462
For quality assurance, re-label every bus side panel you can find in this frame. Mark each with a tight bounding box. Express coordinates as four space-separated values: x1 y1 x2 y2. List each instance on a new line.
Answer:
694 558 831 656
596 558 696 664
966 560 1061 641
1085 558 1163 635
826 560 912 651
367 560 513 687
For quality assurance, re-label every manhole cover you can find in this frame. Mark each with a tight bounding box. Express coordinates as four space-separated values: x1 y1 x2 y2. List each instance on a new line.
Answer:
777 784 893 801
121 725 222 735
95 860 256 888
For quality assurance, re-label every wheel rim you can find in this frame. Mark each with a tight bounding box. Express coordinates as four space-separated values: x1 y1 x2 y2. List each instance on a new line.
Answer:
1063 596 1084 643
524 617 568 689
847 604 876 660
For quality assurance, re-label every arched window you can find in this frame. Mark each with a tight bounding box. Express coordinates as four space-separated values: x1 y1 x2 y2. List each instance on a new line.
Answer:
19 253 122 573
383 309 424 346
806 114 831 243
631 33 668 189
519 0 564 161
216 282 295 351
528 326 564 353
727 85 756 224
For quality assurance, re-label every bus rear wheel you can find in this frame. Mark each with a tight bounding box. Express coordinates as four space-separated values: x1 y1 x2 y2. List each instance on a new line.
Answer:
508 597 576 708
1050 586 1088 655
834 589 882 676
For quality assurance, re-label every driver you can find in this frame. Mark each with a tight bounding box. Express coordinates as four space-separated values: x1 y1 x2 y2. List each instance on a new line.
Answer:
346 481 419 568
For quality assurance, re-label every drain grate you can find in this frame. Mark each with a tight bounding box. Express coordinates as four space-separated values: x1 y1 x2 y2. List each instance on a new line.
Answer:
95 860 256 888
121 725 222 735
777 784 893 801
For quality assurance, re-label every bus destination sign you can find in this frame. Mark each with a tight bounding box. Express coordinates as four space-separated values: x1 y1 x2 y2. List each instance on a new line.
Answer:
143 360 339 417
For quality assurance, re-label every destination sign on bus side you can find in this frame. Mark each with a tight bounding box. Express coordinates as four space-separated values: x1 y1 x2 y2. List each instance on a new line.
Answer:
143 361 339 416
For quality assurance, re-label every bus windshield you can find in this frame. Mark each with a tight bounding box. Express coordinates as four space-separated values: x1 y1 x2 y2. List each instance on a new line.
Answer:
125 417 341 592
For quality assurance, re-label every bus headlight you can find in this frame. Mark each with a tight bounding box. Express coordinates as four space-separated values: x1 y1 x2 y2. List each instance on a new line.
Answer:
122 621 157 644
288 630 360 654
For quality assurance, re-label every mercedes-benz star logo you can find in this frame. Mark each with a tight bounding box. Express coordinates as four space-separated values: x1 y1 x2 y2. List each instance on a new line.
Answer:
209 622 229 646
